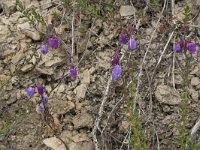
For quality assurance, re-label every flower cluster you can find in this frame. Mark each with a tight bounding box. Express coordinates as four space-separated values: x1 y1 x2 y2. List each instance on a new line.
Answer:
174 40 197 54
39 36 58 55
111 27 138 81
27 84 48 113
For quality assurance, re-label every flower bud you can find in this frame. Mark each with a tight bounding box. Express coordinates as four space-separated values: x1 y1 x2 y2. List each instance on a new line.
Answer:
111 52 120 66
174 43 182 53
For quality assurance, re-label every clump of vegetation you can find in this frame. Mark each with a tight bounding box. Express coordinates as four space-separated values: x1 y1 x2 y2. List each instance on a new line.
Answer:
16 0 45 30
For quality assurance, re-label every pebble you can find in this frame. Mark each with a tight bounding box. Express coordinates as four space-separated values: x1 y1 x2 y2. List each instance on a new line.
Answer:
191 77 200 86
119 5 134 17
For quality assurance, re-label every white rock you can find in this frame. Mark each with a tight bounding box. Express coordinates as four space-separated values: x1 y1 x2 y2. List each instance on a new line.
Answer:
21 64 33 72
45 57 64 67
30 56 36 65
72 133 89 142
80 69 90 84
35 67 54 75
2 49 16 57
74 84 87 99
119 5 134 17
11 50 25 64
56 84 66 93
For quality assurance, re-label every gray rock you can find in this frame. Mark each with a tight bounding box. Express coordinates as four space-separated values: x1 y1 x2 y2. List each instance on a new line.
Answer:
155 85 181 105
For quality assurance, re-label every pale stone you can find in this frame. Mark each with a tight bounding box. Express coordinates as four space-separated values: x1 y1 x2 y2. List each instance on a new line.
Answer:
21 64 33 72
119 5 134 17
72 112 93 129
43 137 67 150
155 85 181 105
74 84 87 99
191 77 200 86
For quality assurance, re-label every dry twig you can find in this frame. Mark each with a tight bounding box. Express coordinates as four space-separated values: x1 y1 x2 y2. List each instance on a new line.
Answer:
92 78 112 150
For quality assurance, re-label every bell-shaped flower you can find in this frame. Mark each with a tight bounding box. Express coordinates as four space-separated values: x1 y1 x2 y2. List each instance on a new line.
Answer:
36 103 45 114
48 36 58 49
187 42 197 54
70 66 78 80
128 38 137 50
27 87 35 98
174 43 182 53
112 65 122 81
40 44 48 55
43 95 48 105
37 84 44 95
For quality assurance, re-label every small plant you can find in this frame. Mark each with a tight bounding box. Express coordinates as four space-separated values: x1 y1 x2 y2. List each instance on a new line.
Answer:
16 0 45 30
128 72 147 150
110 24 148 149
174 5 198 149
62 0 100 17
13 0 200 149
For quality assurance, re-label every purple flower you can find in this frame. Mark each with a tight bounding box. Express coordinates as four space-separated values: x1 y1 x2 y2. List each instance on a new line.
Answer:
187 42 197 54
174 43 182 53
27 87 35 98
36 103 45 114
120 32 127 44
70 66 78 80
37 84 44 95
48 36 58 49
112 65 122 81
128 38 137 50
43 95 48 105
111 52 120 66
40 44 48 55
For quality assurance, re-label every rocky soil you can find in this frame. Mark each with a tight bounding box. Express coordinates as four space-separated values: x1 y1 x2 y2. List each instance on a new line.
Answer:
0 0 200 150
